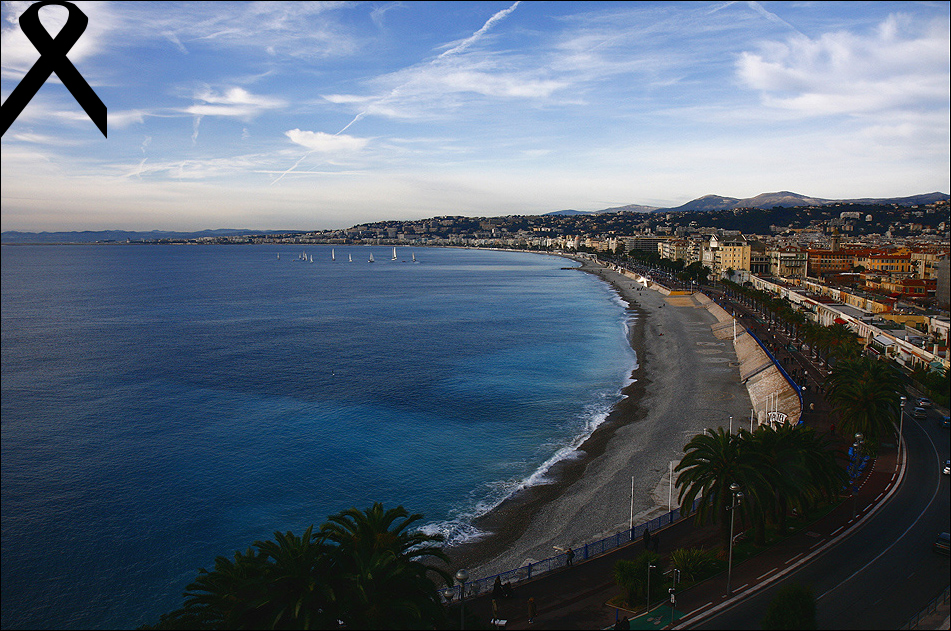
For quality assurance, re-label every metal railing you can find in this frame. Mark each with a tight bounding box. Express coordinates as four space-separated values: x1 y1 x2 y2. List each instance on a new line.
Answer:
901 585 950 629
444 499 702 601
745 327 805 417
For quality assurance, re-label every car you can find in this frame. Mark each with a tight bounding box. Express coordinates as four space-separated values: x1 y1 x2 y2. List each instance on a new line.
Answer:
917 397 932 408
913 407 927 420
944 460 950 476
934 532 951 555
942 416 950 428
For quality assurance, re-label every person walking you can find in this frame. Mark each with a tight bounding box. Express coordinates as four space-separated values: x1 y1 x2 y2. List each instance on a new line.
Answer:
566 547 575 567
528 597 537 624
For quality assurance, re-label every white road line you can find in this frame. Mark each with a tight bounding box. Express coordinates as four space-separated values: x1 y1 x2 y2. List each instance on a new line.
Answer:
785 553 804 565
757 568 778 580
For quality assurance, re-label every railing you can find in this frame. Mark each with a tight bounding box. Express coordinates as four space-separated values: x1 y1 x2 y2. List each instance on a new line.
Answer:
444 499 702 601
900 585 950 629
745 327 805 420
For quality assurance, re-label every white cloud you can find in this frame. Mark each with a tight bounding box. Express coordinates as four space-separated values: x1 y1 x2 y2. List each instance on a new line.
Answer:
185 87 285 119
284 129 369 153
736 14 950 117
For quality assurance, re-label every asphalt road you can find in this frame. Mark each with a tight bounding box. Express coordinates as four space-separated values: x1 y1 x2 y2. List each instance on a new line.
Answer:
694 372 950 630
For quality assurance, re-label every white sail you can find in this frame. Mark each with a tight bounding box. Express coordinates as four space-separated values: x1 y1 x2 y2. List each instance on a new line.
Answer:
412 252 416 262
349 253 353 263
332 249 336 262
369 252 375 263
392 247 398 260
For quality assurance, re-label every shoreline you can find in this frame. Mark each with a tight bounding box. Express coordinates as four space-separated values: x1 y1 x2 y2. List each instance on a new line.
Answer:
445 256 755 579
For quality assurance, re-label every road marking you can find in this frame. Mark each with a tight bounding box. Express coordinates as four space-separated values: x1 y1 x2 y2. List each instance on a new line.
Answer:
785 553 803 565
830 526 845 537
757 568 778 580
810 539 826 549
736 584 749 592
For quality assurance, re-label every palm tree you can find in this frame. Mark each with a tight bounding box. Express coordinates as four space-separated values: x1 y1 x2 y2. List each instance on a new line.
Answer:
320 503 451 630
675 428 769 548
182 547 276 629
826 356 906 450
748 424 845 535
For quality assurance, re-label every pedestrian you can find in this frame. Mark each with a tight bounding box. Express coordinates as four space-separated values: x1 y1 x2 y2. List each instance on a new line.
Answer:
566 547 575 567
493 576 503 600
528 597 536 624
643 527 651 550
492 598 500 622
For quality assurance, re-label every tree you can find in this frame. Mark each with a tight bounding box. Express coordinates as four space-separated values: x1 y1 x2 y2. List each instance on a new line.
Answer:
613 551 661 609
748 424 845 536
675 428 768 548
826 356 906 450
320 503 451 630
761 583 818 630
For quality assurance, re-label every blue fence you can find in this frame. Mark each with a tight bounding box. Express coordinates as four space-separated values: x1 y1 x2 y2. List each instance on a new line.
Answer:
443 498 702 601
745 327 805 420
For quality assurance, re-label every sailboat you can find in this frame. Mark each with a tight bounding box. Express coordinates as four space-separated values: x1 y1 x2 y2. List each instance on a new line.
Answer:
349 253 353 263
277 253 280 260
369 252 375 263
412 252 417 263
309 255 313 263
392 247 398 261
332 249 336 262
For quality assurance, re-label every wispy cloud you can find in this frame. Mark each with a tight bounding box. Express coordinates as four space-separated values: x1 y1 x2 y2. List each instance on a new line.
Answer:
737 13 950 116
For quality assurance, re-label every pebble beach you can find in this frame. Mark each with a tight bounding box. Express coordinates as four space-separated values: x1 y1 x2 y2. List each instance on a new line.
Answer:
447 257 756 579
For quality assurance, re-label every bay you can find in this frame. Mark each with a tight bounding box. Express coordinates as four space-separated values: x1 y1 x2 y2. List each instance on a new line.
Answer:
0 244 635 629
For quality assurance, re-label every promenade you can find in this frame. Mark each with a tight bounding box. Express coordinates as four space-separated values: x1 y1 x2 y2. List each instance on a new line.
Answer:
444 271 948 630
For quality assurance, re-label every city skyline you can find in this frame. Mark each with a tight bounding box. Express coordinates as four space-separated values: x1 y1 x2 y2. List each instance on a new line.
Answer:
1 1 949 232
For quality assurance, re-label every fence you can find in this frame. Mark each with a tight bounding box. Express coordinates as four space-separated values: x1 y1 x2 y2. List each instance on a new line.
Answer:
745 327 805 419
443 498 702 601
900 585 950 629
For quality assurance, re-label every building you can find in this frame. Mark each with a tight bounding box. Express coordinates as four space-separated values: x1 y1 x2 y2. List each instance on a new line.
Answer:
769 246 808 279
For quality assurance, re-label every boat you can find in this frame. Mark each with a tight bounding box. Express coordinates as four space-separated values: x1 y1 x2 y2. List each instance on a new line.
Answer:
412 252 417 263
309 255 313 263
277 253 280 260
349 253 353 263
392 247 398 261
369 253 375 263
332 249 336 262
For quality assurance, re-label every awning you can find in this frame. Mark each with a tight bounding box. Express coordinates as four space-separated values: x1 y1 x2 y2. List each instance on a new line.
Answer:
834 317 847 324
872 335 896 347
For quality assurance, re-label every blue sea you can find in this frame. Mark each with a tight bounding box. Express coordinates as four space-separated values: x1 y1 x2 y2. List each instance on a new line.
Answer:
1 244 636 629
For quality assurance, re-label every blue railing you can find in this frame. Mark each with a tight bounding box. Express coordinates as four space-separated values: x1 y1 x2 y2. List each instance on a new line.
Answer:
745 328 805 421
900 585 950 629
444 498 702 601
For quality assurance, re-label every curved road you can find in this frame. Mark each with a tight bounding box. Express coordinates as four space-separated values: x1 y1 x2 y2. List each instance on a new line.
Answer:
695 402 950 629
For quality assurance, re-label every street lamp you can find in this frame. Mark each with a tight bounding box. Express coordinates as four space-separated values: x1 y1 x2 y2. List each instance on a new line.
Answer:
899 395 907 452
850 433 864 519
455 568 469 630
726 482 743 595
646 563 656 613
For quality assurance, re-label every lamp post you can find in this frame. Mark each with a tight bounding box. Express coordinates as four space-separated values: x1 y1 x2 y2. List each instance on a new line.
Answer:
726 482 743 595
455 569 469 630
899 395 906 452
850 433 864 519
647 563 656 613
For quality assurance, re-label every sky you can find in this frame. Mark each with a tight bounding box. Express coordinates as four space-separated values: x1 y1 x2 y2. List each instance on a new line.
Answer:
1 1 949 232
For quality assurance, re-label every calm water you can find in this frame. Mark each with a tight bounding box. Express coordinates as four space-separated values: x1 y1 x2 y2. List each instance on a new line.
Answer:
1 244 636 629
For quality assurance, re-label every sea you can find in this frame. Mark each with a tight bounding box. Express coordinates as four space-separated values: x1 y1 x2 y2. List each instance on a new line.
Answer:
0 244 637 630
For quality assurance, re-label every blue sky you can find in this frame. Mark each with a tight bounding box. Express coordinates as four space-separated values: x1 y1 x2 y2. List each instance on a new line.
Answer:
1 1 949 231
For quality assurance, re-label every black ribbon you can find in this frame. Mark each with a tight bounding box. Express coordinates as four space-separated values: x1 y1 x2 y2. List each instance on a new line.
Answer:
1 0 107 137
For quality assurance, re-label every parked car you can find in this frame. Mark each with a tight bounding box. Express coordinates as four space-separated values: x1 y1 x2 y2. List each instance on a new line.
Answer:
934 532 950 555
942 416 950 428
916 397 932 408
944 460 950 476
913 407 927 420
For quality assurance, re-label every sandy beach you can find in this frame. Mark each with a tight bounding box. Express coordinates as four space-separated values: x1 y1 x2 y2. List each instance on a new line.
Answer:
446 257 755 579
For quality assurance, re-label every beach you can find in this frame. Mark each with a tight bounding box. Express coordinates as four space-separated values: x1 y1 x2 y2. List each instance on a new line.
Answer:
447 257 755 578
